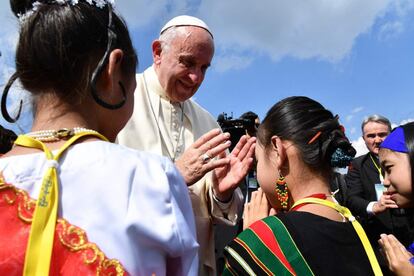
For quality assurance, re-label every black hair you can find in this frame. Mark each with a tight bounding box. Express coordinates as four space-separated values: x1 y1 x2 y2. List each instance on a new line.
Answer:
257 96 356 176
5 0 137 119
401 122 414 198
0 125 17 154
240 111 258 121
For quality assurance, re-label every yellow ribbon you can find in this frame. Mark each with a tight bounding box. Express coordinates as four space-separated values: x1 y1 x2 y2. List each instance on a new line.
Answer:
291 198 383 276
14 131 108 276
370 154 384 183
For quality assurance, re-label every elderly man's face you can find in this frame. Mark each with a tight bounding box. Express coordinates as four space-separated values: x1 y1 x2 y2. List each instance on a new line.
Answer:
363 121 390 155
155 27 214 103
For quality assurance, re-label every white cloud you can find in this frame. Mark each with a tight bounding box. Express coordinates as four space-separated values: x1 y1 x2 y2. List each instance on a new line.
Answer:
4 1 412 73
398 118 414 125
116 0 190 29
346 115 354 122
197 0 393 65
115 0 414 71
213 54 253 73
352 106 364 113
116 0 169 29
351 136 369 157
378 21 404 41
345 106 364 122
392 0 414 17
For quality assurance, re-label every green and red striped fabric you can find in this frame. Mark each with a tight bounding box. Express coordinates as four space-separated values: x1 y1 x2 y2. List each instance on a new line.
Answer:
223 216 314 275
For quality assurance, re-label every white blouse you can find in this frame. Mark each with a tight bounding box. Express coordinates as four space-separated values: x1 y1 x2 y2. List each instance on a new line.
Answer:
0 141 199 275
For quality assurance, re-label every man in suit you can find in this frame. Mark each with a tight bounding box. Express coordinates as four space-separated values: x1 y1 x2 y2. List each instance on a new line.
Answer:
346 115 414 248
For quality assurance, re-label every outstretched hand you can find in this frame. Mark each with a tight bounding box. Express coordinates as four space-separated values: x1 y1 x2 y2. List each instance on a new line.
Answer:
212 135 256 201
175 128 232 186
243 188 276 230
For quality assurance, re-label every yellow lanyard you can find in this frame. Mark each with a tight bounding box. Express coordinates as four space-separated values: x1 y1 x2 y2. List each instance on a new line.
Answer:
14 132 108 276
370 154 384 183
291 198 383 276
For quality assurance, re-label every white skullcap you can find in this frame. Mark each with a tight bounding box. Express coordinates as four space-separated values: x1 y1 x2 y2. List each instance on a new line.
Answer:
160 15 213 39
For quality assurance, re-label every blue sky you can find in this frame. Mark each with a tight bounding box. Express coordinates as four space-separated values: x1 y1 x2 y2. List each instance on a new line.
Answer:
1 0 414 155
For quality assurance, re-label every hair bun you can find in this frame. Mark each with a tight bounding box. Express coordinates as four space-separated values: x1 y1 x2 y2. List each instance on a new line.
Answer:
327 129 356 168
10 0 36 17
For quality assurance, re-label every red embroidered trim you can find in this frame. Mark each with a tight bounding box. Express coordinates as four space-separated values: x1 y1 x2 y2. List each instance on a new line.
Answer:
0 180 127 275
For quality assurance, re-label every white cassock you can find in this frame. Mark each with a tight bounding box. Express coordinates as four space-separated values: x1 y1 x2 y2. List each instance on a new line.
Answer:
117 66 243 276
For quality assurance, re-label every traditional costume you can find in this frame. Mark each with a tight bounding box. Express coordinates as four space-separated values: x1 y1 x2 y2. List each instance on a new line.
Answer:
117 66 243 275
223 198 382 275
0 138 198 275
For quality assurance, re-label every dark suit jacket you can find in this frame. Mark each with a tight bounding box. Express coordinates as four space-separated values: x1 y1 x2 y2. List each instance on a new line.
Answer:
346 153 381 217
346 152 414 246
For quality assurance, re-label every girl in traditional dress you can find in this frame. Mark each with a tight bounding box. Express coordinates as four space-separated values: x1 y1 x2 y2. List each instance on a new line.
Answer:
223 96 383 275
0 0 198 275
378 122 414 275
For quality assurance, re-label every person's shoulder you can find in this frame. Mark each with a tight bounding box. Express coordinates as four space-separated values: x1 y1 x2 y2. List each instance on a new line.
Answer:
74 141 172 170
347 153 366 168
112 142 171 166
186 98 216 123
187 98 210 114
352 153 371 167
135 71 144 82
245 215 289 236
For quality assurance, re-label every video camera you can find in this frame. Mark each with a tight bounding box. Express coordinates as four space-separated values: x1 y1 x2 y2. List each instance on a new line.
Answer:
217 113 256 151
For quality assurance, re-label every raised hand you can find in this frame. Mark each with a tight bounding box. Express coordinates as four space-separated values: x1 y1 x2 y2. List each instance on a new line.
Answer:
372 194 398 214
378 234 414 276
212 135 256 201
175 128 232 185
243 188 276 230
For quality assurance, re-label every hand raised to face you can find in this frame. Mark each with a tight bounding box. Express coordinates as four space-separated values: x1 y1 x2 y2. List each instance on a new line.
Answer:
242 188 277 230
372 193 399 215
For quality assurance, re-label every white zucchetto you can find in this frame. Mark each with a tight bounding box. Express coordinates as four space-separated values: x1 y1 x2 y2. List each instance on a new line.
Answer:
160 15 213 39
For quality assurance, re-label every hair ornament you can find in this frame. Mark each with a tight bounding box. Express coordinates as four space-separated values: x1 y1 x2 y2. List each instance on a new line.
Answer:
330 148 354 168
308 131 322 144
18 0 115 22
17 1 41 21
